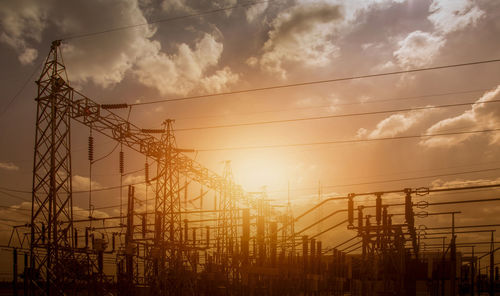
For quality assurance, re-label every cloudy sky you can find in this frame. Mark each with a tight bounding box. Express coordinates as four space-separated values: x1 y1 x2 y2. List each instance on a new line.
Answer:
0 0 499 271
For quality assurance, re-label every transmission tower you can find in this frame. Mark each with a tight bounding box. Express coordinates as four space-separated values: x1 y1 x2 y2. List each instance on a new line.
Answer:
217 161 239 283
30 40 75 295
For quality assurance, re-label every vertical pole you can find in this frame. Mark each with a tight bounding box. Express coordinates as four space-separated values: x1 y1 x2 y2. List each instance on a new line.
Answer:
184 181 188 209
257 215 265 266
270 222 277 268
23 253 28 296
206 226 210 247
98 251 103 275
310 238 316 274
441 237 445 296
451 213 456 296
489 232 494 296
126 185 135 289
184 219 189 246
13 248 18 296
471 246 475 296
242 209 250 266
302 236 308 294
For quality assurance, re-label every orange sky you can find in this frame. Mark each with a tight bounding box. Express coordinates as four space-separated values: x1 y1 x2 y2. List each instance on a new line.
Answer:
0 0 499 263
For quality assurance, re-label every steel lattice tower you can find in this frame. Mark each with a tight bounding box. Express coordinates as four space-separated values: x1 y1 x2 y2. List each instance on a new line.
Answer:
30 40 74 295
217 161 239 282
152 119 183 293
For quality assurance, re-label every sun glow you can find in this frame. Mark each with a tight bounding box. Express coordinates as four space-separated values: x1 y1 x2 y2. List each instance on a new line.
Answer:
231 151 296 194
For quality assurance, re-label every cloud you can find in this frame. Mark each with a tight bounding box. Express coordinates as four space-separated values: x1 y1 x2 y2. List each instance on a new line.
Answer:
161 0 192 13
57 0 156 88
0 0 47 65
387 0 484 72
428 0 485 34
133 33 238 95
200 67 239 93
1 0 237 96
257 2 343 78
0 162 19 171
359 109 434 139
18 47 38 65
420 86 500 147
73 205 110 220
246 1 269 22
161 0 237 15
393 30 446 68
255 0 409 78
72 175 102 191
430 177 500 189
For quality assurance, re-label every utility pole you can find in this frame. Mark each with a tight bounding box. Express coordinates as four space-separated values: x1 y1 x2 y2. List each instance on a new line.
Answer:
451 212 457 296
13 248 18 296
489 232 494 296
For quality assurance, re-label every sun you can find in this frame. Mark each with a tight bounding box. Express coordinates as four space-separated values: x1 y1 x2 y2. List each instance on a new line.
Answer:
230 150 296 194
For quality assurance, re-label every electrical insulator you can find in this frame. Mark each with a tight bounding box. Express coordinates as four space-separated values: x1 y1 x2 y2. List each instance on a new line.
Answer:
347 196 354 226
101 103 128 109
88 136 94 162
119 151 124 174
145 162 149 183
376 194 382 225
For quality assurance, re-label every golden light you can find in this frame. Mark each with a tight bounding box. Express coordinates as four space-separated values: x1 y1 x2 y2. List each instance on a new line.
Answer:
231 150 297 193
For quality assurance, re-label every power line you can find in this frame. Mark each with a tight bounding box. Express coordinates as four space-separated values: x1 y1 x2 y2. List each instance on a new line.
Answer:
0 60 43 117
61 0 272 40
0 187 31 194
320 167 500 190
196 128 500 151
2 134 499 196
129 58 500 107
0 190 31 201
1 154 499 199
272 169 500 195
64 168 500 209
0 205 30 212
173 88 490 122
174 99 500 131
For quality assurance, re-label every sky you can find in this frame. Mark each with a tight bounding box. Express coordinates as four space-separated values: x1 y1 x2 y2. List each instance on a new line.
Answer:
0 0 500 276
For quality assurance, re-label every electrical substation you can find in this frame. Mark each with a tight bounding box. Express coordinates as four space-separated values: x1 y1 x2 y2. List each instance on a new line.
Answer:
1 39 499 296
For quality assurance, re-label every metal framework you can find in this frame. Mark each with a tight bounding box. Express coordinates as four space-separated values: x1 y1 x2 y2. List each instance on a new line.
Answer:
29 40 246 295
30 40 75 295
21 40 500 296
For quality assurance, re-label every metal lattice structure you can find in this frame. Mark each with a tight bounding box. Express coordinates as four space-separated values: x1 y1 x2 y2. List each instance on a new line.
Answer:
216 161 239 282
29 40 245 295
21 40 500 296
30 40 75 295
